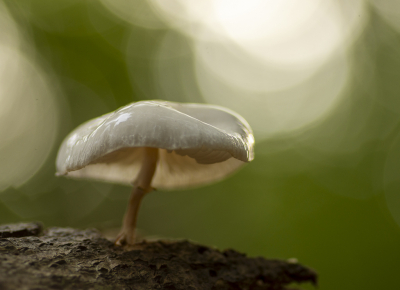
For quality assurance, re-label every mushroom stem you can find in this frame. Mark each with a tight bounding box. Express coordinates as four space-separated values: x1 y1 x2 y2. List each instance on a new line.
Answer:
115 147 159 246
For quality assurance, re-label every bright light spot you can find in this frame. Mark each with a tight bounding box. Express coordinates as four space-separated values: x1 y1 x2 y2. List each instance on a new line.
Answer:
148 0 367 140
214 0 318 41
213 0 337 66
114 113 131 125
0 5 60 191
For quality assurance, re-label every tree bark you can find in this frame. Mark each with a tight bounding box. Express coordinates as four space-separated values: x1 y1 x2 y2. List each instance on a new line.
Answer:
0 222 317 290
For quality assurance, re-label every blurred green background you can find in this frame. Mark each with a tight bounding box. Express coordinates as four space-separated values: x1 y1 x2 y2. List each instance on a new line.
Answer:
1 0 400 289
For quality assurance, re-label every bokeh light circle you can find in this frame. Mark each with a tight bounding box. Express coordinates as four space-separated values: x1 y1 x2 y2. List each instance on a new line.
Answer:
195 49 350 138
0 5 60 191
148 0 368 140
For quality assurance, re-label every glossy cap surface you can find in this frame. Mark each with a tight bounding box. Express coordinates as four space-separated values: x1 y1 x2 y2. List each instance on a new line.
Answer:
56 101 254 189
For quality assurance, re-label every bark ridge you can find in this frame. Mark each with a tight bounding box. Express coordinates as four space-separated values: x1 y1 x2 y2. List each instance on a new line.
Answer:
0 222 317 290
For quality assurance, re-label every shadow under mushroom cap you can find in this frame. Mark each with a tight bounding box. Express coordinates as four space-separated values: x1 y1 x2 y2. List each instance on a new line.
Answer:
56 101 254 189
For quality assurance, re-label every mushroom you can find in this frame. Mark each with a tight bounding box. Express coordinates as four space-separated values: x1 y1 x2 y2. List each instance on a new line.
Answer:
56 100 254 245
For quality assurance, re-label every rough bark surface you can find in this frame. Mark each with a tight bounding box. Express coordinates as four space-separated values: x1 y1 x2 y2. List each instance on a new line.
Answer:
0 222 317 290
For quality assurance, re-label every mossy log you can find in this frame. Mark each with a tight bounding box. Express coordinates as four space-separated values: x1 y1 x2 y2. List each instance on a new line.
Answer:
0 222 317 290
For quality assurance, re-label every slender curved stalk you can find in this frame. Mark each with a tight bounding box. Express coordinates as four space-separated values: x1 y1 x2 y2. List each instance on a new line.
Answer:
115 147 159 246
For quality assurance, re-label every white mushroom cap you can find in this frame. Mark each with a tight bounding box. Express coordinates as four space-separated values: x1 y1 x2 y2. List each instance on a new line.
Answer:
56 100 254 189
